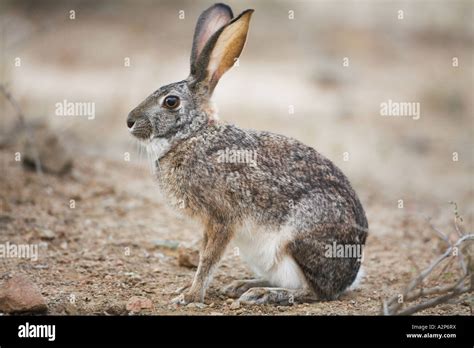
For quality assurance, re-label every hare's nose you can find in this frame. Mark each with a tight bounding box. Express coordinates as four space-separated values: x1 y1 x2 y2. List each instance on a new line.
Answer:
127 118 135 129
127 109 140 129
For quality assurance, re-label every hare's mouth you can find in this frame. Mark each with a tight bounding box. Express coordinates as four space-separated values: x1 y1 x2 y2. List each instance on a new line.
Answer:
129 117 153 140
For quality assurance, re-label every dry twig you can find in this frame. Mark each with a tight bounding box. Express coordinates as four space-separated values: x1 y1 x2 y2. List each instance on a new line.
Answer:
383 209 473 315
0 83 43 174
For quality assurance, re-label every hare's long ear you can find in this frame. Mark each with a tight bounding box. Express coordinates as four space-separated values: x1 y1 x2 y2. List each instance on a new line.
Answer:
191 9 254 94
190 3 234 76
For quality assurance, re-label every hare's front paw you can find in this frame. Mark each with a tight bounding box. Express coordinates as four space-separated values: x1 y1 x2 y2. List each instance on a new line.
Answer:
171 290 203 305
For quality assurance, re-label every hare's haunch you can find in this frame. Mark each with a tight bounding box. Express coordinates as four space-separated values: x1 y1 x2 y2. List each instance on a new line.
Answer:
127 3 368 305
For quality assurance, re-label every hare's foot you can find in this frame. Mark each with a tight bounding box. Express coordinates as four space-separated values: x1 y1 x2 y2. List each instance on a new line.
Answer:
221 279 270 298
238 287 316 306
171 290 203 305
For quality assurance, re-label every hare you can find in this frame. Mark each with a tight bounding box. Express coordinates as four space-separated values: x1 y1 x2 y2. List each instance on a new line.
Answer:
127 3 368 305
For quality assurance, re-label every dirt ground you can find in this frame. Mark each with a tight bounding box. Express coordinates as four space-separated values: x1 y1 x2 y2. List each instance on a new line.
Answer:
0 1 473 315
0 149 471 315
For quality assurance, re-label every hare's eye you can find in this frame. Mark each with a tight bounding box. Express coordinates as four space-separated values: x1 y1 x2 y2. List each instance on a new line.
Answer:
163 95 180 109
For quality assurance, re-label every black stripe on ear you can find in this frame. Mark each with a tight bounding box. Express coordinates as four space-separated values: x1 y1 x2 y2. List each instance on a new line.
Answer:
190 9 254 93
190 3 233 76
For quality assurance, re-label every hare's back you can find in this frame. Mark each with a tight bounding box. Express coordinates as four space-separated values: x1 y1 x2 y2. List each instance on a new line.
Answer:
196 125 363 223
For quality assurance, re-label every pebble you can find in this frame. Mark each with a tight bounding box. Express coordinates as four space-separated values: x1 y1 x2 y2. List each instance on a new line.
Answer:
64 303 79 315
32 264 49 270
229 301 240 310
0 275 48 313
38 228 56 240
125 296 153 312
21 122 73 175
153 239 180 250
105 304 126 315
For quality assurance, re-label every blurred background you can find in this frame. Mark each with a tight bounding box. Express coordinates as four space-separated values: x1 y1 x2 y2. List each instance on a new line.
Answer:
1 0 472 211
0 0 472 315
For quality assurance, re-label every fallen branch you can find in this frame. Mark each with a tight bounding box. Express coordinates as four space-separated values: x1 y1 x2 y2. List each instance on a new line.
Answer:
0 83 43 175
0 84 26 125
396 289 469 316
383 209 473 315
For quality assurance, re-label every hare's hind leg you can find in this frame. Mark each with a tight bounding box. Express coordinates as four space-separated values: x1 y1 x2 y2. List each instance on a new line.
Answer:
221 279 271 298
239 287 317 305
232 253 317 305
288 226 364 301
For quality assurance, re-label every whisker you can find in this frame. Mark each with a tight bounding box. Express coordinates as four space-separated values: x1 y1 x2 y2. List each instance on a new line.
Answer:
139 140 143 162
135 139 140 163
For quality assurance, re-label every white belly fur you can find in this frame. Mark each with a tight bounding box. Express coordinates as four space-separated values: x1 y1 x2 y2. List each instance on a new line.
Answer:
233 220 308 289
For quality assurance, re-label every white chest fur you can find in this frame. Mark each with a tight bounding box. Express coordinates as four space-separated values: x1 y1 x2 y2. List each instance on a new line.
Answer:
233 220 308 289
147 137 171 162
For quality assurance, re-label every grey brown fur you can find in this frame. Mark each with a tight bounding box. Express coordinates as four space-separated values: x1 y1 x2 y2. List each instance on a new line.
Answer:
127 3 368 305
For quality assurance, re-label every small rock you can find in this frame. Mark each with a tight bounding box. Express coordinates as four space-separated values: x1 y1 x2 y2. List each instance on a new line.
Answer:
124 272 141 280
153 239 180 250
38 228 56 240
64 303 79 315
105 304 126 315
225 298 234 304
186 302 207 309
210 311 223 316
126 296 153 312
153 252 166 260
21 121 73 175
178 247 199 268
0 275 48 313
229 301 240 310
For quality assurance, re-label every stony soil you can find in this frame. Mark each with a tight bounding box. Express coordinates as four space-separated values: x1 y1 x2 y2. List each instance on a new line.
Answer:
0 150 471 316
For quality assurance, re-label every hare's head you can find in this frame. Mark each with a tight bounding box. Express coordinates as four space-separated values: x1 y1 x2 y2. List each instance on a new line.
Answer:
127 3 253 153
